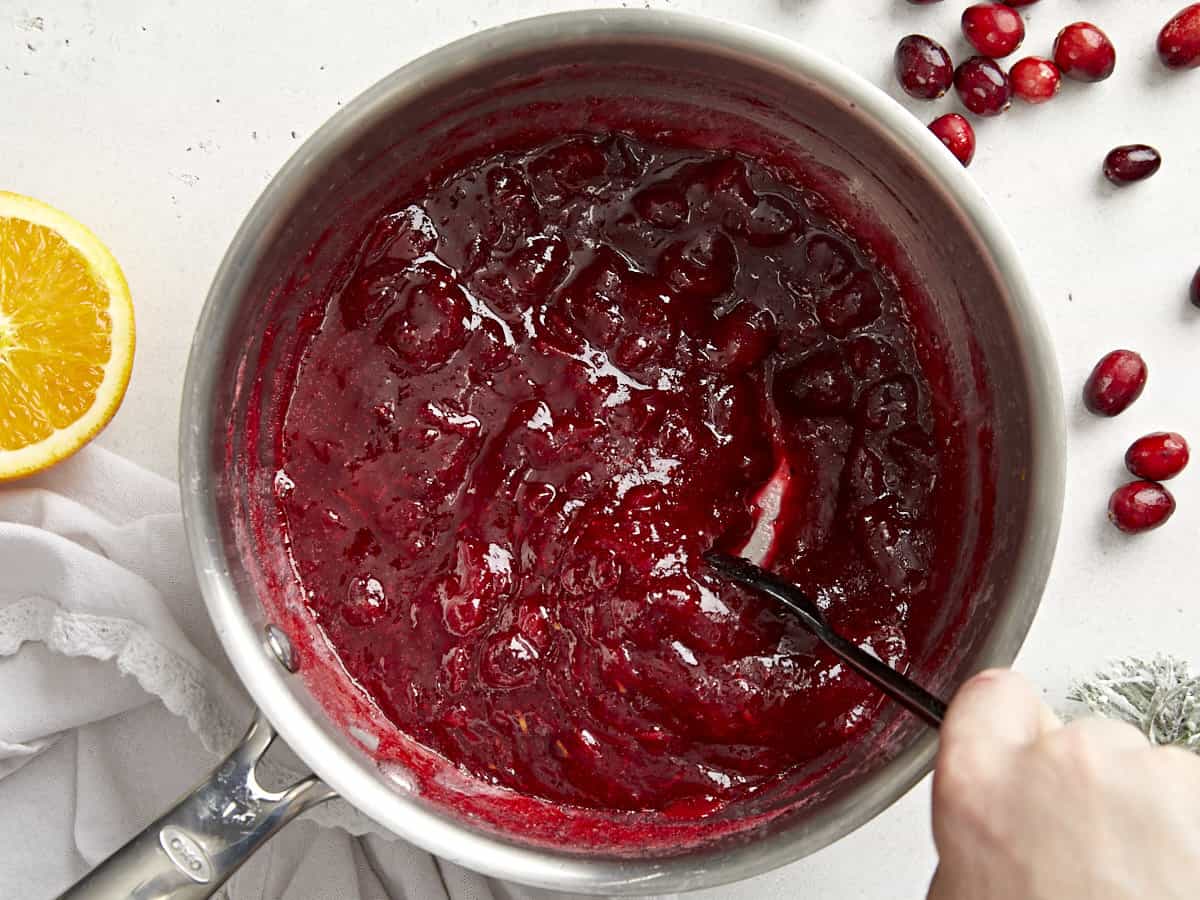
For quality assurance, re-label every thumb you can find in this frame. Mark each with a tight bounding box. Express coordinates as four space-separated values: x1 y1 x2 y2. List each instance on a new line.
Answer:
941 669 1058 748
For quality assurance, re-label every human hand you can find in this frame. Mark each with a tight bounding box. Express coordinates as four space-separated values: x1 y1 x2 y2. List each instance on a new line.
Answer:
928 668 1200 899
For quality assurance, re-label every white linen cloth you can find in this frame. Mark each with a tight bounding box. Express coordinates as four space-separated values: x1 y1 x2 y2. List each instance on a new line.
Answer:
0 445 591 900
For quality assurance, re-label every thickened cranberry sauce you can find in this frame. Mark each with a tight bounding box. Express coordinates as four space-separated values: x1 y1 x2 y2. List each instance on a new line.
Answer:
276 133 959 815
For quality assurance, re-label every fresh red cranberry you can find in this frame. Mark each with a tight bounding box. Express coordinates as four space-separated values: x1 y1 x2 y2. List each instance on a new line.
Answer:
1159 5 1200 69
929 114 976 166
894 35 954 100
954 57 1012 116
1010 57 1062 103
1083 349 1147 417
962 4 1025 59
1103 145 1163 185
1125 432 1190 481
1053 22 1117 82
1191 266 1200 308
1108 481 1176 534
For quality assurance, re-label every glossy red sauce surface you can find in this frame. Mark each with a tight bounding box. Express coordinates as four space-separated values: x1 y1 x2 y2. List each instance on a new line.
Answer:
275 133 959 815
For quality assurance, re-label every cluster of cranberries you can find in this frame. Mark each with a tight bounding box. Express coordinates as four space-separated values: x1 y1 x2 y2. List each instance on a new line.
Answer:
898 6 1200 534
1082 350 1189 533
897 3 1200 175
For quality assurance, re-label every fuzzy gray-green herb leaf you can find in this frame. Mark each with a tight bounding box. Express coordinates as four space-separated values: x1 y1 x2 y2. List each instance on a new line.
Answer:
1068 655 1200 752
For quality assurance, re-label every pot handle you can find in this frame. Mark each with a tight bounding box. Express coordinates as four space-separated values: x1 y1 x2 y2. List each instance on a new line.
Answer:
58 713 336 900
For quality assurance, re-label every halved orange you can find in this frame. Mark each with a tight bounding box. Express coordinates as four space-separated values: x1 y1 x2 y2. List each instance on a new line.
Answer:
0 191 134 480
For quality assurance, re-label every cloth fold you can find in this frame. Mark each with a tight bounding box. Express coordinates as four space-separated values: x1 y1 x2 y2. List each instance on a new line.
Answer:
0 445 532 900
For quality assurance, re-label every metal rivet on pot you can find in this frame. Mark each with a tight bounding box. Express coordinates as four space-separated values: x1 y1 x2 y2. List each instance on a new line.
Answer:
264 624 298 673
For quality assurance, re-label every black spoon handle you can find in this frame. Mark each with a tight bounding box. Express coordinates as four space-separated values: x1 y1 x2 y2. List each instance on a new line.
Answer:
817 628 946 728
704 552 946 728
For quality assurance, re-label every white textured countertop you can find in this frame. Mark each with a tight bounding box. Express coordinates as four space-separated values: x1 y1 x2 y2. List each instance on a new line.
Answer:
5 0 1199 896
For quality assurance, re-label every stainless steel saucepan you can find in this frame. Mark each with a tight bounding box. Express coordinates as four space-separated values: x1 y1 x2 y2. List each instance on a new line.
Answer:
61 10 1065 898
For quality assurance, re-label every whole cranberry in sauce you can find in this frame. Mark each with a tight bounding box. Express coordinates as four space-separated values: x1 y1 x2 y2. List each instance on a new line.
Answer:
1054 22 1117 82
1191 267 1200 308
1158 4 1200 69
1083 350 1147 417
1010 57 1061 104
895 35 955 100
1126 433 1189 482
954 57 1013 116
929 114 976 166
962 4 1026 59
1108 481 1176 534
1103 145 1162 185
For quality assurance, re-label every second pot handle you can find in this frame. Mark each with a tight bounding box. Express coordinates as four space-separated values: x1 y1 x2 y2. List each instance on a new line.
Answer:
58 713 336 900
